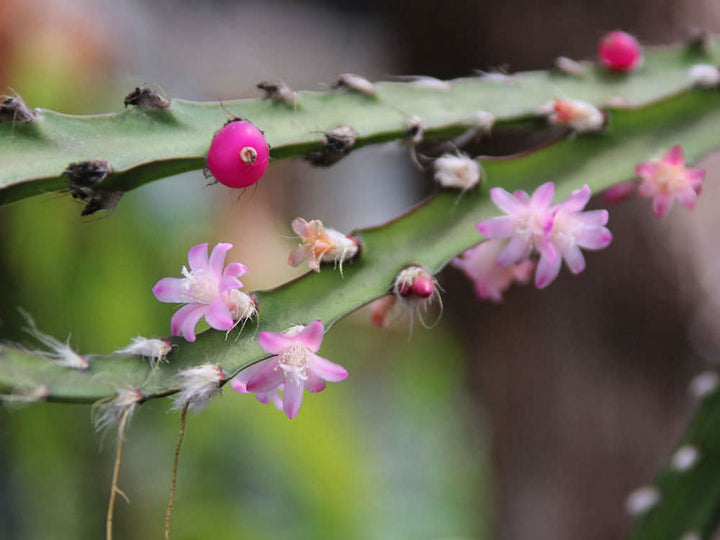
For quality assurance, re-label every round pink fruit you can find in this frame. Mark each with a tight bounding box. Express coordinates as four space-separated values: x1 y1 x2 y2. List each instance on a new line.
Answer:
411 276 435 298
206 120 270 188
598 31 642 72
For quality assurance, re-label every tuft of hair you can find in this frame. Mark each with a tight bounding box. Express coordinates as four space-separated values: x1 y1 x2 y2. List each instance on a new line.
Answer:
173 364 225 412
257 80 298 106
306 125 357 166
114 337 173 367
123 86 170 110
0 94 35 123
1 385 49 407
93 388 143 432
433 153 482 190
334 73 377 97
689 371 719 399
405 116 426 145
554 56 586 77
625 486 660 516
689 64 720 88
19 308 89 370
398 75 451 90
671 445 699 472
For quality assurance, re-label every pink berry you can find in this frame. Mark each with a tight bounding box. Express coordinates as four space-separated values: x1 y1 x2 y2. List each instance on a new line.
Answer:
411 276 435 298
206 120 269 188
599 31 642 72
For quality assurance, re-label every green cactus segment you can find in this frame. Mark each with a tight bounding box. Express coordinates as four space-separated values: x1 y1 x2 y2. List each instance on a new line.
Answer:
1 42 718 205
1 89 719 403
628 377 720 540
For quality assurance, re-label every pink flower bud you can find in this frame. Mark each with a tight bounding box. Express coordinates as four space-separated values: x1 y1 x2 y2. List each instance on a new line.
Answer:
598 31 642 72
411 276 435 298
206 120 270 188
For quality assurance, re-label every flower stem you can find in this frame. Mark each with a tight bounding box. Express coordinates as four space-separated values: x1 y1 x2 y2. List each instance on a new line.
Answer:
165 403 188 540
106 407 131 540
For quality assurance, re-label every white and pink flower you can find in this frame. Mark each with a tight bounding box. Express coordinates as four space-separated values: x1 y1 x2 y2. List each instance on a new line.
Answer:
474 182 612 290
232 321 348 419
153 243 256 342
635 145 705 217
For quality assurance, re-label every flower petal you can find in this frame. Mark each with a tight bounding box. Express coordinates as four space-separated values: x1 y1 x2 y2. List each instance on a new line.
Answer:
686 167 705 188
652 193 673 217
258 331 297 355
153 277 185 303
170 304 207 342
676 185 698 209
535 251 562 289
288 247 307 267
310 353 348 382
187 243 209 272
296 320 324 352
495 235 531 268
245 358 283 392
204 299 234 331
305 373 327 393
603 181 638 203
476 216 517 238
575 209 609 227
530 182 555 208
223 262 249 278
231 361 271 393
219 275 243 292
664 145 685 167
208 243 233 277
576 227 613 250
562 244 586 274
490 187 525 214
283 376 305 419
291 218 310 237
558 185 591 213
635 162 659 179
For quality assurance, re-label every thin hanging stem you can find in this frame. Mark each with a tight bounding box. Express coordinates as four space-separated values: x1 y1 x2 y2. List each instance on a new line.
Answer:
106 407 132 540
165 403 189 540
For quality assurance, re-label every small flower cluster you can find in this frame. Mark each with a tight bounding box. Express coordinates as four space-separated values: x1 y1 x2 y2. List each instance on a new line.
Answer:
457 182 612 299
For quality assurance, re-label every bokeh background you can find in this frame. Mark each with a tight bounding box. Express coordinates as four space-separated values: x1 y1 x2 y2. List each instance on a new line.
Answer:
2 0 720 539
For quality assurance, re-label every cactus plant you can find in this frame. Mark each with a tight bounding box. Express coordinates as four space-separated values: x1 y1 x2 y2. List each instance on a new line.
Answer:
3 37 720 540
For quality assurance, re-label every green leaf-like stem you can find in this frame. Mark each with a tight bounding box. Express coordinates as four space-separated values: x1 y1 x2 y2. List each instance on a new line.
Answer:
2 88 720 403
0 42 717 204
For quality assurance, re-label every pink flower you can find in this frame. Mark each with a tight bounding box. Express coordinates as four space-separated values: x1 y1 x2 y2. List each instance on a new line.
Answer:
476 182 557 269
452 239 535 302
153 243 255 342
537 185 612 288
232 321 348 419
635 146 705 217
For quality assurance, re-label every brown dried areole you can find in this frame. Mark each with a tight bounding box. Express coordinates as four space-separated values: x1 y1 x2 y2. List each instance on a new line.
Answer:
123 86 170 110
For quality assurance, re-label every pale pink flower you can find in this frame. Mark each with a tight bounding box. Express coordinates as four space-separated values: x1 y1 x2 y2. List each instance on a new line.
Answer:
233 321 348 419
231 372 283 410
476 182 557 269
537 185 612 288
153 243 255 342
452 239 535 302
635 146 705 217
288 217 358 273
